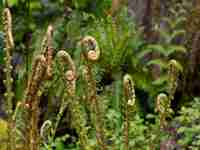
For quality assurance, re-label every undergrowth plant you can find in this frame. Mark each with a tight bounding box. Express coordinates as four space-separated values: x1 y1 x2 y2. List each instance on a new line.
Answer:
122 74 136 150
81 36 107 150
135 2 186 98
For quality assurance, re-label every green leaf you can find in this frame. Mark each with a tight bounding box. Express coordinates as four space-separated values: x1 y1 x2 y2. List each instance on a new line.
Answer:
173 17 187 28
73 0 90 9
137 49 153 59
152 75 168 85
170 30 186 42
147 59 167 69
166 45 187 56
8 0 18 6
137 44 166 59
30 1 41 9
157 29 171 43
55 141 65 150
146 44 166 55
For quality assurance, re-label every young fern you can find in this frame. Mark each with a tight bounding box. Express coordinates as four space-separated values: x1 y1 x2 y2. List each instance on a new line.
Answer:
81 36 100 62
53 50 76 138
57 50 89 149
81 36 107 150
13 101 30 150
156 93 172 129
24 55 47 150
41 25 54 80
40 120 53 143
123 74 136 150
3 7 15 150
167 59 181 101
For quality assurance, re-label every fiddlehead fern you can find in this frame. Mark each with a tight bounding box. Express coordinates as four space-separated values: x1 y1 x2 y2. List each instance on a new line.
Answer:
24 55 47 150
53 50 76 138
41 25 54 80
167 59 181 102
81 36 100 62
3 8 15 150
40 120 53 143
57 50 76 94
123 74 136 150
156 93 172 129
81 36 107 150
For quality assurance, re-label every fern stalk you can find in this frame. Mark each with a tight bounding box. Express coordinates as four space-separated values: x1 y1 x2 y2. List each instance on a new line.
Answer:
123 74 136 150
3 8 16 150
156 93 170 129
42 25 54 80
56 50 89 149
24 55 46 150
81 36 107 150
53 50 76 138
167 59 180 101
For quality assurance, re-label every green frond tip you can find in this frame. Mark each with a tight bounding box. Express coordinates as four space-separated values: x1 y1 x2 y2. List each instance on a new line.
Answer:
123 74 136 106
81 36 100 61
168 59 183 73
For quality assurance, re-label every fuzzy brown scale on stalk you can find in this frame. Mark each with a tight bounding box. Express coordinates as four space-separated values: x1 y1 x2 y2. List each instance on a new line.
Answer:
82 65 95 102
23 55 46 150
25 55 46 102
41 25 54 80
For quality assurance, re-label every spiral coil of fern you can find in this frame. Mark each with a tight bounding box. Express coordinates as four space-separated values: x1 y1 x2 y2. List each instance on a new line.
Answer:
81 36 100 105
123 74 136 150
53 50 76 138
40 120 53 142
81 36 100 62
156 93 171 129
167 59 180 102
81 36 107 150
57 50 90 149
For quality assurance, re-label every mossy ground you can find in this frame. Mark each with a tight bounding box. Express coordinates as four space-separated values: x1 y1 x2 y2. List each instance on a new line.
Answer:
0 119 7 150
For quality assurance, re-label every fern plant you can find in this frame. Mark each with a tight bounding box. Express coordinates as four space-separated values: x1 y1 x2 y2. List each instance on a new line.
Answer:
175 97 200 149
83 7 139 76
135 4 186 97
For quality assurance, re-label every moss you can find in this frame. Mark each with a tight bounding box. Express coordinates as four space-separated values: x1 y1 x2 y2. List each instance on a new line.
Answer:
0 119 8 150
